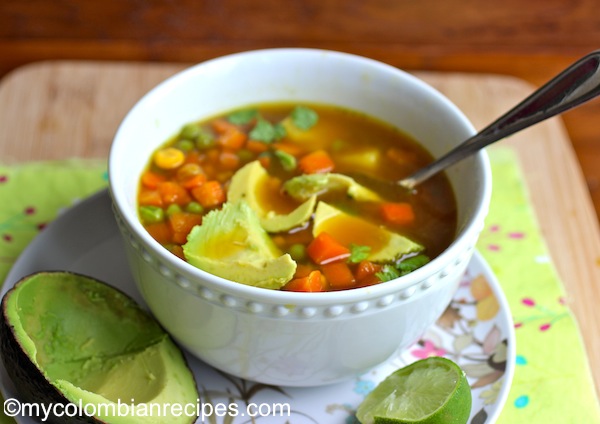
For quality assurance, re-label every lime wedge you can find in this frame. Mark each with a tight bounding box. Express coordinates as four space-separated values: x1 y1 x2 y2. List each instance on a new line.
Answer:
356 357 472 424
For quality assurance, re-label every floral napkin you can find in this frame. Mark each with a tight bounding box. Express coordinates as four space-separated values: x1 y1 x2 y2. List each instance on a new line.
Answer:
0 149 599 424
478 147 600 423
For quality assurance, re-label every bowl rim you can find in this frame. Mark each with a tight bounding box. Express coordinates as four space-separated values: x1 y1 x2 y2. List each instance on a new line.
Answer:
108 47 492 305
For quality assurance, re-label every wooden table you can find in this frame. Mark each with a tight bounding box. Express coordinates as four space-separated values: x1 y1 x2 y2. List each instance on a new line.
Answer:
3 0 600 215
0 62 599 400
1 0 600 402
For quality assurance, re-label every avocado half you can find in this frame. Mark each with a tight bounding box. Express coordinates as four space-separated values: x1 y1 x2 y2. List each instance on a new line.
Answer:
0 271 198 424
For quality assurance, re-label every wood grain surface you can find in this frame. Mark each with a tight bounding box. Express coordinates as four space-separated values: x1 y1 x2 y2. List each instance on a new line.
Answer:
2 0 600 218
0 61 598 396
1 0 600 400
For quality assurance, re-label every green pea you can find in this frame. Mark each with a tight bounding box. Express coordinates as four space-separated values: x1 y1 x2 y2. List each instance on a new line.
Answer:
185 201 204 214
180 123 201 140
288 243 306 261
139 205 164 224
196 129 216 149
176 139 195 152
166 204 182 216
274 150 297 171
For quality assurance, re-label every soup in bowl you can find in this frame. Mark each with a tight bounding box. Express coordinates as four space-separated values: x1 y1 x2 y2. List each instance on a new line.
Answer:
109 49 491 386
138 102 457 291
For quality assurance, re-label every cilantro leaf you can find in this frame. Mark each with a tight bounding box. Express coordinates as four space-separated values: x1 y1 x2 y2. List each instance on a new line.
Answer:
273 122 287 139
227 109 259 125
249 119 287 143
274 150 297 172
397 254 430 276
374 255 429 283
348 244 371 263
375 265 400 282
291 106 318 130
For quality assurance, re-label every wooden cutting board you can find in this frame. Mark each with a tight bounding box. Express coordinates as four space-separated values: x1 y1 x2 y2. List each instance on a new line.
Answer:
1 61 599 393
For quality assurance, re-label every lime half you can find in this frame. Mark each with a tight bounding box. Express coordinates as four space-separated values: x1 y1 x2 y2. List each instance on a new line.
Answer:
356 357 472 424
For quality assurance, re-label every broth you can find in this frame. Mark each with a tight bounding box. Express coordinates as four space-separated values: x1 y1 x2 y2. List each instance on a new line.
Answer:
137 102 457 291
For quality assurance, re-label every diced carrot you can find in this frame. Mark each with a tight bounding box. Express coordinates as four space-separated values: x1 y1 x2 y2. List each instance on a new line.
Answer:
157 181 192 206
294 264 315 279
356 273 382 288
219 150 241 170
168 244 185 260
246 139 269 153
169 211 203 234
180 173 207 189
218 128 247 151
171 232 186 245
322 261 356 290
202 163 216 178
380 202 415 225
205 148 220 163
306 232 351 265
298 150 335 174
169 212 202 244
138 188 163 207
283 270 325 292
211 118 238 134
141 171 166 189
258 153 271 169
191 180 226 208
145 222 173 245
177 163 207 189
184 150 204 165
355 260 382 282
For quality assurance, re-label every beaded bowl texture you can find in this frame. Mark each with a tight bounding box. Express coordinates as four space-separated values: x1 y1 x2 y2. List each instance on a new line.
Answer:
108 48 491 387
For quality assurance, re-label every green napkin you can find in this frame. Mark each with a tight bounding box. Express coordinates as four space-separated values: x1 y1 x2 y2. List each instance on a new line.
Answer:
0 151 599 424
0 160 107 424
480 147 600 423
0 160 108 282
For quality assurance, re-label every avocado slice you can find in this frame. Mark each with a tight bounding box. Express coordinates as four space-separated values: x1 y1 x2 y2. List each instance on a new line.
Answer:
312 202 423 262
227 160 316 232
0 271 198 424
183 200 297 289
283 173 382 202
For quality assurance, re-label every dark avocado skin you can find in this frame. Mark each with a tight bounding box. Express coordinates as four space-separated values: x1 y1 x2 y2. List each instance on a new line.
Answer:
0 272 106 424
0 270 198 424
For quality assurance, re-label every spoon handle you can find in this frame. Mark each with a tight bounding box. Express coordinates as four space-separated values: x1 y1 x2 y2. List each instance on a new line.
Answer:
400 50 600 189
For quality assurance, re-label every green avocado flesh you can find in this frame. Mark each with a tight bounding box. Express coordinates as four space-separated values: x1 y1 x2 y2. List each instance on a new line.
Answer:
0 272 198 424
313 202 423 262
183 200 296 289
227 160 317 232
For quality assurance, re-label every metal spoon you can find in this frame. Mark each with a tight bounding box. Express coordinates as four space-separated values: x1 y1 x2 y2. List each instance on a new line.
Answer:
399 50 600 190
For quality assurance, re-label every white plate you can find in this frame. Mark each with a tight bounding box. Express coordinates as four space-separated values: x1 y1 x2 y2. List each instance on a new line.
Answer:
0 190 515 423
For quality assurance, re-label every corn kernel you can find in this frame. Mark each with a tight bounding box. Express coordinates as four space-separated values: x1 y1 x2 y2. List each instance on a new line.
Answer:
154 147 185 169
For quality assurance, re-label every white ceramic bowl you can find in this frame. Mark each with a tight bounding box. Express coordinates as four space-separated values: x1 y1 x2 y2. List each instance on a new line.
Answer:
108 48 491 387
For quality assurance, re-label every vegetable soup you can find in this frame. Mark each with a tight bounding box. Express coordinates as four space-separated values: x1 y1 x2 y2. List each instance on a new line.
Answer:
137 103 457 292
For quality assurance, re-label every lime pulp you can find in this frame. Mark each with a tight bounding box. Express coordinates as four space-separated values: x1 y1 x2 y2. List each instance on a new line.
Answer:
355 356 472 424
